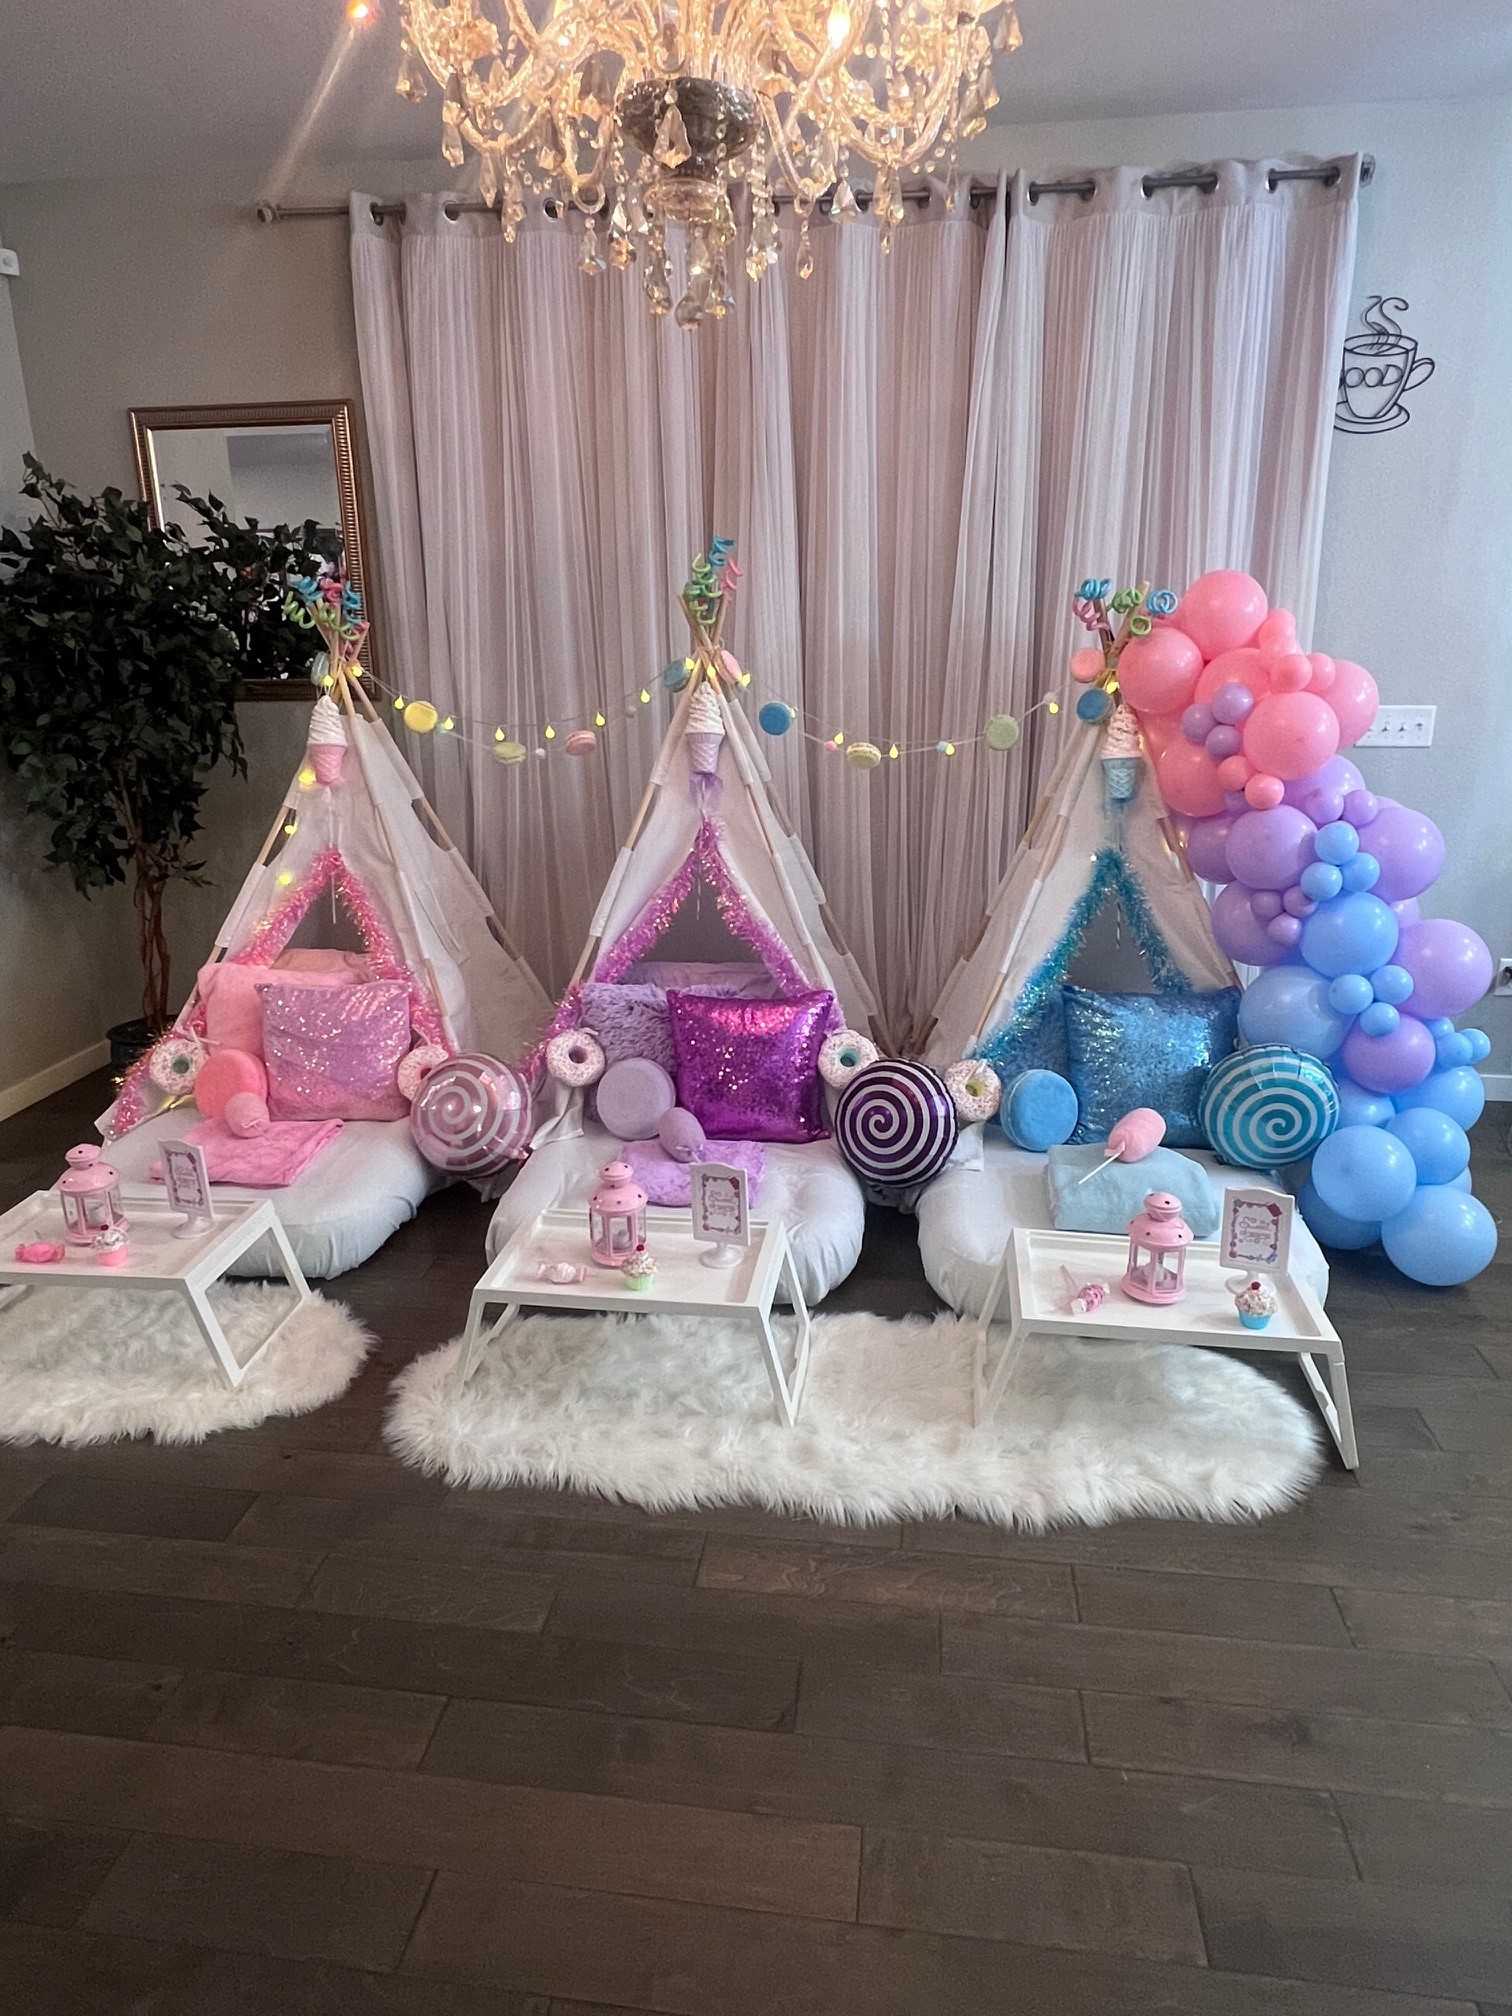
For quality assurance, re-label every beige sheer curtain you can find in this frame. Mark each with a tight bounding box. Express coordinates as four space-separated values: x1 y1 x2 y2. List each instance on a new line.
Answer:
351 158 1357 1039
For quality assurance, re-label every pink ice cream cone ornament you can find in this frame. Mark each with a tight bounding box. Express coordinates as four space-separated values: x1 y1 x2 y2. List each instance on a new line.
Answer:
306 693 347 788
684 683 725 777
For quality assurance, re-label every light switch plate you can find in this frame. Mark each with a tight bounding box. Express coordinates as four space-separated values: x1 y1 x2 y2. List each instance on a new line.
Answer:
0 248 19 278
1356 705 1435 748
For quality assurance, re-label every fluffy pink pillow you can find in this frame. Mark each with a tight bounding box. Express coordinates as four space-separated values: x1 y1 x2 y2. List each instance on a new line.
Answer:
199 960 355 1057
259 980 412 1122
667 988 834 1143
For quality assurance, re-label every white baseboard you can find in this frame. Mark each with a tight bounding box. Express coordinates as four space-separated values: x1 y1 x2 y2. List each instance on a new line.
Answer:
1481 1073 1512 1105
0 1039 111 1125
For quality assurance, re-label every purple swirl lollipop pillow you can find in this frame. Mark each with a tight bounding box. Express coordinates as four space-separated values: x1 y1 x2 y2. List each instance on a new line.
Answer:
667 988 834 1143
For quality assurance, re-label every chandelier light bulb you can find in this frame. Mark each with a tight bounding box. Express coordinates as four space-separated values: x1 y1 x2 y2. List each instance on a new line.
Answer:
398 0 1022 326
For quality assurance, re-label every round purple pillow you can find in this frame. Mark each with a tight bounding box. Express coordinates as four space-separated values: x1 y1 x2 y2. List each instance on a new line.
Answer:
596 1057 677 1141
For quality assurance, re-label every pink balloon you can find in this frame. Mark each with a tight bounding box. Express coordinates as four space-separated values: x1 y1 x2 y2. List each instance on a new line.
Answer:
1174 571 1269 659
1340 1015 1436 1095
1141 712 1179 760
1183 813 1236 882
1211 880 1290 966
1226 804 1318 889
1396 918 1494 1018
1244 771 1285 810
1329 660 1380 747
1307 653 1336 693
1242 691 1340 782
1268 652 1312 693
1216 753 1254 791
1070 647 1106 685
1109 1107 1167 1161
1194 647 1269 708
1156 737 1227 817
1115 627 1203 716
1255 608 1298 655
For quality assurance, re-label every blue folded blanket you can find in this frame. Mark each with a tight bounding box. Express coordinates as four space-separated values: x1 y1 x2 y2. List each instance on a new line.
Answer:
1046 1143 1220 1238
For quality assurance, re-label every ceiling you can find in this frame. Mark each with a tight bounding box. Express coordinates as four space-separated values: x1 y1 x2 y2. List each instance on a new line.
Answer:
1 0 1508 187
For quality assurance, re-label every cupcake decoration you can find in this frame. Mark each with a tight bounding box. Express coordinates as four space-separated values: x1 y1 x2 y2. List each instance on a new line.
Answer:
1232 1276 1278 1331
621 1251 658 1294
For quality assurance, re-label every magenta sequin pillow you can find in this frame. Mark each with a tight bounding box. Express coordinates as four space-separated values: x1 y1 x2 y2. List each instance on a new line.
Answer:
667 988 834 1143
259 980 412 1123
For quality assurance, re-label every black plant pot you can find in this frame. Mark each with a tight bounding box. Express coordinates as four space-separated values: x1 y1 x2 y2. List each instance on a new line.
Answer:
107 1018 156 1072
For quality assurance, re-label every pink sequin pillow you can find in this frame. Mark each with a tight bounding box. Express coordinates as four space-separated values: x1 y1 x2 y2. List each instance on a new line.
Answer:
667 988 834 1143
258 980 412 1122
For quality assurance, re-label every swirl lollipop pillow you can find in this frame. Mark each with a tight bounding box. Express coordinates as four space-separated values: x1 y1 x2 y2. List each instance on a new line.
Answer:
410 1053 532 1174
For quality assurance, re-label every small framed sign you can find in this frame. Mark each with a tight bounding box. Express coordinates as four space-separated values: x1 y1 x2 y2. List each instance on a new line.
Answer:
689 1161 750 1269
1220 1187 1292 1276
160 1139 216 1240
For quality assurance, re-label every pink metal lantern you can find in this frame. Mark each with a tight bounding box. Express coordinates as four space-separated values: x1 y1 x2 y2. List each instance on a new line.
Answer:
1121 1190 1192 1306
587 1159 648 1269
56 1144 129 1248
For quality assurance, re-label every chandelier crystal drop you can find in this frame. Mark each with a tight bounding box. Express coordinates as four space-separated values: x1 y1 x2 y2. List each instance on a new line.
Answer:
398 0 1021 325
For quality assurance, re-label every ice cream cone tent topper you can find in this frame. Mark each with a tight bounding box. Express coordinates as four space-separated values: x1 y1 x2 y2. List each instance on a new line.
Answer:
922 590 1236 1084
105 629 553 1143
534 540 881 1143
1092 568 1497 1289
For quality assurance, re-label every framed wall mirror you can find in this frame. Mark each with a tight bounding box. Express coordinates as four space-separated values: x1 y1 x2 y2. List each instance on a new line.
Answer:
129 399 371 700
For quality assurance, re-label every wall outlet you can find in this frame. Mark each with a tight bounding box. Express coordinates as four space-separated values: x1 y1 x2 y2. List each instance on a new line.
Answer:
1496 957 1512 998
0 247 18 279
1356 705 1436 748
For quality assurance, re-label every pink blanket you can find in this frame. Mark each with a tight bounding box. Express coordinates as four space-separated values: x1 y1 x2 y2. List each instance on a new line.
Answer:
622 1138 766 1207
150 1118 343 1189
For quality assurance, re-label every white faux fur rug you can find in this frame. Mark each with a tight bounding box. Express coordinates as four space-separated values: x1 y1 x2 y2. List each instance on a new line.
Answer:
386 1310 1322 1528
0 1282 371 1446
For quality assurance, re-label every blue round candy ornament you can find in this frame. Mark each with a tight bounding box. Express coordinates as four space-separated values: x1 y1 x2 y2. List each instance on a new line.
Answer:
662 658 692 692
757 701 795 736
1076 687 1111 723
1314 820 1361 866
1000 1069 1079 1152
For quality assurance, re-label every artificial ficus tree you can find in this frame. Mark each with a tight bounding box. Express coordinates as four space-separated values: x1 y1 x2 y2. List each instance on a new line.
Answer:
0 459 325 1029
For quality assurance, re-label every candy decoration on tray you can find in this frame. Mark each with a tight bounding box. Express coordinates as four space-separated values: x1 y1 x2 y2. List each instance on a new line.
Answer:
944 1059 1002 1124
1060 1265 1108 1318
819 1028 880 1090
1229 1274 1278 1330
410 1053 533 1174
545 1028 607 1087
621 1251 658 1294
14 1241 65 1265
92 1225 132 1269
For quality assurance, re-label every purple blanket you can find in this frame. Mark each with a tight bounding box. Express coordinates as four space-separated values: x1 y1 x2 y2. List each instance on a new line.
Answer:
621 1138 766 1207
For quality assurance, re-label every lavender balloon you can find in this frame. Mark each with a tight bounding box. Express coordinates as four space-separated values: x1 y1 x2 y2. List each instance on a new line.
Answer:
1339 1014 1436 1094
1225 806 1316 890
1211 880 1289 966
1395 918 1493 1019
1364 802 1446 903
1251 889 1284 921
1285 755 1365 826
1210 681 1255 726
1282 886 1317 919
1342 788 1379 828
1184 813 1236 882
1268 914 1303 948
1205 724 1242 761
1181 702 1216 746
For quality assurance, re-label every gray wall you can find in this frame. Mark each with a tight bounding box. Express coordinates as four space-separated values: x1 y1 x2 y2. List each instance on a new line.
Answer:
1 98 1508 1109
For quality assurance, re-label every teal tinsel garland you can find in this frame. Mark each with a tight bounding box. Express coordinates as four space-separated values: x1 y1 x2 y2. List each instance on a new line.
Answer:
974 849 1194 1080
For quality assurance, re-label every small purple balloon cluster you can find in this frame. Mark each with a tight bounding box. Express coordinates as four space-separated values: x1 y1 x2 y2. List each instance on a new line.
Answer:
1185 749 1495 1286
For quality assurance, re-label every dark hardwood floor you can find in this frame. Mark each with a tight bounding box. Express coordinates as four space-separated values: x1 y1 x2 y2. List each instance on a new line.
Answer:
2 1068 1510 2013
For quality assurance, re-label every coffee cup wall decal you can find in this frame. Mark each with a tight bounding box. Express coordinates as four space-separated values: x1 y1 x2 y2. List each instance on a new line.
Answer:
1336 296 1436 435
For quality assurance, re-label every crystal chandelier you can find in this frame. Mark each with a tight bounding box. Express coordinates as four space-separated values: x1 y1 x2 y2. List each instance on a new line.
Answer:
396 0 1022 324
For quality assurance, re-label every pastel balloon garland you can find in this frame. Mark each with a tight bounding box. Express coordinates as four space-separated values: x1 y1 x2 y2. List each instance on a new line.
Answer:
1089 570 1496 1287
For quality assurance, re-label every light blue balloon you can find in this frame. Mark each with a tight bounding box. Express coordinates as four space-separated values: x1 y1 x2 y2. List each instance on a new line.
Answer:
1386 1108 1470 1186
1435 1032 1474 1069
1358 1001 1400 1037
1424 1016 1455 1039
1311 1123 1418 1222
1237 965 1351 1060
1340 853 1381 892
1381 1186 1498 1286
1370 965 1414 1006
1462 1028 1492 1064
1328 973 1373 1017
1446 1169 1473 1193
1298 1176 1379 1251
1334 1078 1396 1129
1300 892 1398 980
1315 821 1361 865
1394 1065 1487 1131
1300 862 1344 903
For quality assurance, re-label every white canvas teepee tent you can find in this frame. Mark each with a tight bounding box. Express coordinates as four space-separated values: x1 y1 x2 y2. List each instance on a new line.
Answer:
921 709 1237 1076
106 669 552 1138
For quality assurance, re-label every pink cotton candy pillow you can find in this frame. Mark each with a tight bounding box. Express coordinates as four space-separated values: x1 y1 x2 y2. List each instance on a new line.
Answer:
667 988 835 1143
259 979 412 1122
199 959 355 1057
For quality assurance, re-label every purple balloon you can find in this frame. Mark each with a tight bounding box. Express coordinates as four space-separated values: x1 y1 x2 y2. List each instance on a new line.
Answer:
1223 790 1250 816
1364 801 1446 903
1211 682 1255 726
1205 724 1242 761
1226 806 1317 890
1251 889 1283 921
1268 914 1303 948
1184 813 1236 882
1211 880 1289 967
1181 703 1216 746
1343 788 1379 828
1285 755 1365 827
1395 918 1494 1018
1282 886 1317 919
1340 1014 1436 1094
1391 897 1422 927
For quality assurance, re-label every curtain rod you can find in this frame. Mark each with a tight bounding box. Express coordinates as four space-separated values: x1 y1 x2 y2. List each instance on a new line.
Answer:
253 155 1371 227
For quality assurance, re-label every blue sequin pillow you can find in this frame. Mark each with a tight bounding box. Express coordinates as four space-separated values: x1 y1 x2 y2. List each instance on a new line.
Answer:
1062 985 1240 1149
976 988 1069 1100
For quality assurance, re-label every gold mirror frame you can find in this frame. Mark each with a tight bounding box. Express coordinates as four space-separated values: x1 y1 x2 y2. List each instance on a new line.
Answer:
129 399 372 702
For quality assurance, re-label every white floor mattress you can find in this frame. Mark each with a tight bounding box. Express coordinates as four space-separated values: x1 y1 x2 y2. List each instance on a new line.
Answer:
488 1122 866 1306
916 1132 1329 1319
106 1111 440 1280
